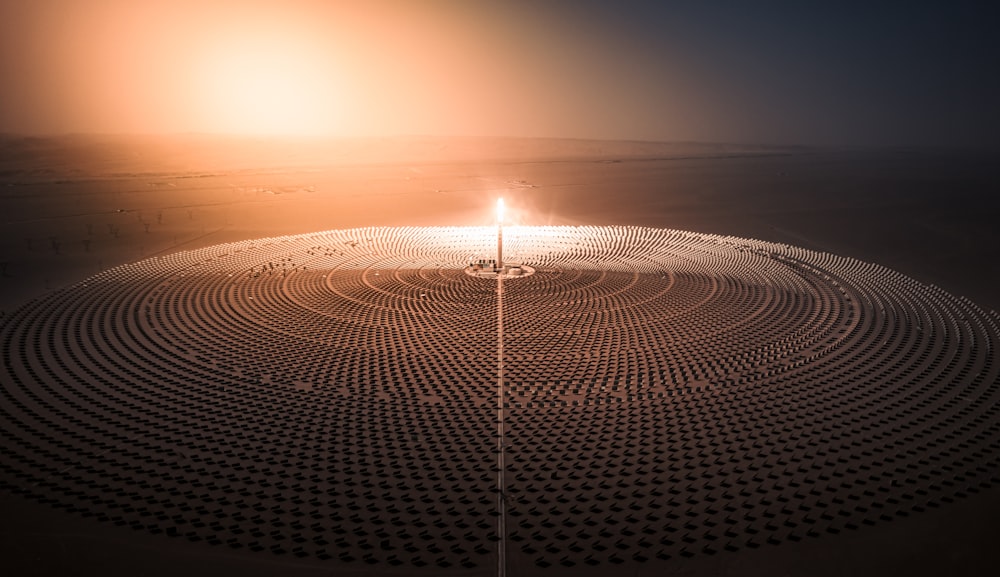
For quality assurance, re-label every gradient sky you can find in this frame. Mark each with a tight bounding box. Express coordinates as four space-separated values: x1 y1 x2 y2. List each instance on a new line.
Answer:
1 0 996 146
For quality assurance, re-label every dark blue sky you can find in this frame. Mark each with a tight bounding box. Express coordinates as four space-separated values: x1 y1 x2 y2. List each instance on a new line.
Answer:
0 0 996 146
551 0 999 146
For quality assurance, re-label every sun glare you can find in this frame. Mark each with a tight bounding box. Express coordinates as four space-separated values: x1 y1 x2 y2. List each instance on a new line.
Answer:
199 29 342 135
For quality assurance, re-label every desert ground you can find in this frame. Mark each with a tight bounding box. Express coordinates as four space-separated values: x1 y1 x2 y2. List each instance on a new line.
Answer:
1 135 998 576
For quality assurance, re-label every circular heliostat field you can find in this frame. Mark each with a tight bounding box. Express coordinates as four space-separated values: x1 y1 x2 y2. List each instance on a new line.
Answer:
2 226 999 574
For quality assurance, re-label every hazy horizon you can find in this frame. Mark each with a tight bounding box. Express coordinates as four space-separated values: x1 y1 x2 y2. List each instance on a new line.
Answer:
2 132 995 153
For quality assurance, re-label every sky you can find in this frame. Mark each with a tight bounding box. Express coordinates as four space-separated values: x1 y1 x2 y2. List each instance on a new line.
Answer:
0 0 997 146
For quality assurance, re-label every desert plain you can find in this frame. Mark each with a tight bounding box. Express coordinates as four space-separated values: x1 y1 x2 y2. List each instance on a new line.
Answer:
1 135 999 576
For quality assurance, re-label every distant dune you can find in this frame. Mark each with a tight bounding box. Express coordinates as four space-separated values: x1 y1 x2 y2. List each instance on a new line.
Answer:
0 134 801 179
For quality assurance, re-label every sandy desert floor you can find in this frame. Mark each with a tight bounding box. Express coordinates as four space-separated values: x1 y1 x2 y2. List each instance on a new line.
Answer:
1 136 998 576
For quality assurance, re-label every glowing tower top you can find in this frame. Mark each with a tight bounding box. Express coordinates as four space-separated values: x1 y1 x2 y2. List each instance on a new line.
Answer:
497 197 505 270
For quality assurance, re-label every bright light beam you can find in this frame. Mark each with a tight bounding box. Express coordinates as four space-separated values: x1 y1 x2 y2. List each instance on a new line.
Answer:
497 197 505 224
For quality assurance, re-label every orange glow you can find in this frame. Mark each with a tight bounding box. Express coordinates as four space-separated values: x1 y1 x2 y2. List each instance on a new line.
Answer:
497 198 505 225
197 27 344 135
0 1 694 138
